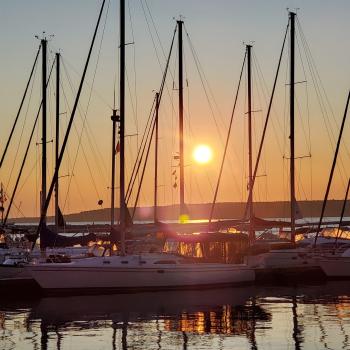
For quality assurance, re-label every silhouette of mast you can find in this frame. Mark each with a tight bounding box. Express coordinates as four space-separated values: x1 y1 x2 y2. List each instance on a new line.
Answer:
41 38 47 229
177 19 185 217
246 44 254 242
154 92 159 223
111 109 118 228
289 12 296 243
119 0 126 255
54 52 60 232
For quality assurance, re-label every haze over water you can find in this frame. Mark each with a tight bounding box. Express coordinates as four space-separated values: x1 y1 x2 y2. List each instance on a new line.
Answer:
1 281 350 350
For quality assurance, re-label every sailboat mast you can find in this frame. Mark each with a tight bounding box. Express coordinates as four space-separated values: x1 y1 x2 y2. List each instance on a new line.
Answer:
54 52 60 232
289 12 296 243
119 0 126 255
177 19 185 216
41 38 47 227
111 109 118 227
0 183 4 224
154 92 159 223
246 44 254 242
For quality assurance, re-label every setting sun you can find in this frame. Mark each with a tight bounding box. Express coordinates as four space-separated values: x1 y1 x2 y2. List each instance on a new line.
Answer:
193 144 213 164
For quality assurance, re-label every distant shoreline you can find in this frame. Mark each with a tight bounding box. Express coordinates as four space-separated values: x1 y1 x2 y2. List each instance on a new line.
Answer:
8 200 349 224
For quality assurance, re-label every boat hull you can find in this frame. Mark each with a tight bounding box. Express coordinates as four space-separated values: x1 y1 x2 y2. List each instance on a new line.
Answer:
320 258 350 278
27 257 255 293
0 265 29 280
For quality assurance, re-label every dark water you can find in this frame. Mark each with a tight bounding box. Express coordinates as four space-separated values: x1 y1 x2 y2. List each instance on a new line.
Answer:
1 282 350 349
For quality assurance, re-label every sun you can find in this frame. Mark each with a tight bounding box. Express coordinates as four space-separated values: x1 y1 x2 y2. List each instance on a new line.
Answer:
193 144 213 164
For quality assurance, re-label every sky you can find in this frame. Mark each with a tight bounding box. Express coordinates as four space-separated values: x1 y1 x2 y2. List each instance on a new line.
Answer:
0 0 350 219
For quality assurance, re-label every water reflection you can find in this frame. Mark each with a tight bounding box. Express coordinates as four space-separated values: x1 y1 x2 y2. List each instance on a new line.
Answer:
1 282 350 350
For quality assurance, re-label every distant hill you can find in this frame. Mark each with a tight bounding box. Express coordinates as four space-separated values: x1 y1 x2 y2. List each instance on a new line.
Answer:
9 200 350 224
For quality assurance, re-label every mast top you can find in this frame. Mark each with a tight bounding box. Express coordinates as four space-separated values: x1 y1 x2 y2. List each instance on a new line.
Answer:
176 15 185 24
35 32 54 41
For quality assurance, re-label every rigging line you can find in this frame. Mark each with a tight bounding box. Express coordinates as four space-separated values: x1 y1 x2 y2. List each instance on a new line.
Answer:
252 50 284 156
140 0 164 74
297 18 342 137
0 45 41 168
126 97 156 200
4 54 39 195
3 59 56 225
17 155 40 197
314 91 350 247
2 187 26 218
61 54 109 182
125 67 138 131
144 0 177 87
61 60 109 180
184 25 227 128
184 31 224 137
181 35 216 199
32 0 107 249
251 54 268 174
244 19 289 219
295 28 312 152
126 27 176 201
59 105 88 213
52 48 113 110
144 0 168 63
131 116 156 219
294 37 312 153
127 0 139 146
59 76 102 206
294 94 311 155
159 26 177 97
208 52 246 224
250 58 265 203
296 20 336 144
184 27 241 195
296 19 348 185
140 0 177 114
126 109 156 204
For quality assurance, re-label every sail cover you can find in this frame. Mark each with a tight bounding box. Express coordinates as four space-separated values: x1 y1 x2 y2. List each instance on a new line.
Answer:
40 224 96 248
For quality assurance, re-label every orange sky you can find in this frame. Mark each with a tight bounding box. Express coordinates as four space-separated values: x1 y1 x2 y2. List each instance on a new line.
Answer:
1 1 350 219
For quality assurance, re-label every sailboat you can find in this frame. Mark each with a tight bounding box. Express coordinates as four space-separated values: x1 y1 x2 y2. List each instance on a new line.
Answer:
27 0 255 293
0 42 94 284
244 13 350 280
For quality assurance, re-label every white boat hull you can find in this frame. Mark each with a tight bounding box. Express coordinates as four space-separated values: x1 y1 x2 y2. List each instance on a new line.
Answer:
27 255 255 291
245 249 317 269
